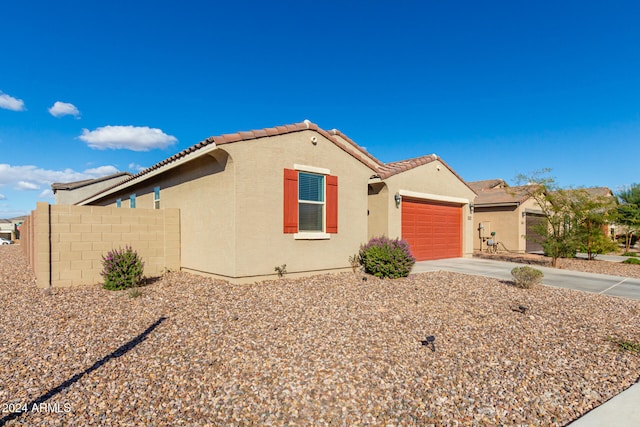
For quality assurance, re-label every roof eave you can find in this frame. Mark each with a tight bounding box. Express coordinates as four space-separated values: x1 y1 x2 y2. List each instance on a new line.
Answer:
78 143 219 205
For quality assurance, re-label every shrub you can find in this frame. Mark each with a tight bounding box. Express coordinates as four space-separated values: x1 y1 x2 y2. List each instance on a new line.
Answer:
101 246 145 291
622 252 639 257
511 266 543 289
623 257 640 265
359 236 415 279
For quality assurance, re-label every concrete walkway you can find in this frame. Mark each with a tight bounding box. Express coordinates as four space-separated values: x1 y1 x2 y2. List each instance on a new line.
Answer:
412 257 640 425
413 257 640 300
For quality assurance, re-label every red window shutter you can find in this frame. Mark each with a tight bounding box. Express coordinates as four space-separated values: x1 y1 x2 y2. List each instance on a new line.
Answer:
326 175 338 233
283 169 298 233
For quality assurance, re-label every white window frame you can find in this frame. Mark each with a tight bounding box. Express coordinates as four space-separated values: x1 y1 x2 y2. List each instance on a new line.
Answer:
154 186 160 210
294 164 330 240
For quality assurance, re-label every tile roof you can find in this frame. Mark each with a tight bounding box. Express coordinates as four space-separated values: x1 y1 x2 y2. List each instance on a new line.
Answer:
78 120 473 203
51 172 132 191
474 185 535 206
468 179 507 193
112 121 383 189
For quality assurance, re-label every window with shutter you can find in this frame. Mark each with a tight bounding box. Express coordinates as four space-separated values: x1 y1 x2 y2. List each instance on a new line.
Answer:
283 168 338 237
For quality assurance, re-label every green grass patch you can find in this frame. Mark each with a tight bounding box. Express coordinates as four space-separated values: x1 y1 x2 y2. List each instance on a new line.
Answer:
609 337 640 354
623 257 640 265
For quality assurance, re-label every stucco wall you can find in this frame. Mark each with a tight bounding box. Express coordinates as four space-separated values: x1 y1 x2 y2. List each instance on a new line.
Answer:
21 202 180 288
89 151 236 278
84 130 375 282
226 130 374 279
473 198 542 253
374 161 476 257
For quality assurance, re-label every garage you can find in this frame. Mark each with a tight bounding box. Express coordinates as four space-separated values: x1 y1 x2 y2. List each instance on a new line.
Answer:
525 213 545 253
401 197 462 261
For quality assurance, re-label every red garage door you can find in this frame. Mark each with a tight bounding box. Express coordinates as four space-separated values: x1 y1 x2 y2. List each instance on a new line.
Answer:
401 198 462 261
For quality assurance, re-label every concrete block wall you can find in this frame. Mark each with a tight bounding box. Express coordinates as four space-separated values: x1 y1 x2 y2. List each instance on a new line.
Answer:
21 202 180 288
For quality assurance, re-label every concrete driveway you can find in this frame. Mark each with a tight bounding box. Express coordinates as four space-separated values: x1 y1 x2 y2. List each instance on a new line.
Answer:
413 257 640 300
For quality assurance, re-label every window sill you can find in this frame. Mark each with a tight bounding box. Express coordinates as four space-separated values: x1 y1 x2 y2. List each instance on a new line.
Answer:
294 232 331 240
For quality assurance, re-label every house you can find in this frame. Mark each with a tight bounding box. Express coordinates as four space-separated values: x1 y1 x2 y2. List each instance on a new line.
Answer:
470 180 617 254
52 172 132 205
48 120 475 284
469 180 544 253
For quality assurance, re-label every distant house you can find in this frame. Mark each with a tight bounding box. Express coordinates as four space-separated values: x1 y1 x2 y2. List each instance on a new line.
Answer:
0 216 26 241
53 120 478 283
470 180 616 254
52 172 132 205
469 180 544 253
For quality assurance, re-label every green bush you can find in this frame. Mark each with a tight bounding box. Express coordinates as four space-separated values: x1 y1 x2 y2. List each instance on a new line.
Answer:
359 236 415 278
623 257 640 265
622 252 639 257
511 266 543 289
101 246 145 290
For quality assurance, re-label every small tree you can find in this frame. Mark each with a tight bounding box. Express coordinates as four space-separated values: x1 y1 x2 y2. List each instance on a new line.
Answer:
515 170 576 267
616 184 640 252
569 188 617 259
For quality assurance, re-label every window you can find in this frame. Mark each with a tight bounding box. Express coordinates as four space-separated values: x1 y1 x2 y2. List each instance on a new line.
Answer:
116 198 121 208
154 186 160 209
130 194 136 208
298 173 324 231
283 168 337 236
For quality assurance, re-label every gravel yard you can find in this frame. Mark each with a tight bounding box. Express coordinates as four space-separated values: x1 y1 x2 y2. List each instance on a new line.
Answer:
1 244 639 426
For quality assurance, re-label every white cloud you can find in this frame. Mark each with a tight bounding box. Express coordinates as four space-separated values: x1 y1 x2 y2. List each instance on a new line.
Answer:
39 189 55 199
128 163 146 172
79 125 177 151
0 194 5 200
83 165 120 176
17 181 40 191
0 163 119 190
0 91 26 111
49 101 80 118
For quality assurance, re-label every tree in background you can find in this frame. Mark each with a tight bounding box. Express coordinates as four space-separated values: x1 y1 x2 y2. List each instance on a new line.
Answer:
515 170 575 267
569 188 617 260
616 184 640 252
516 170 616 266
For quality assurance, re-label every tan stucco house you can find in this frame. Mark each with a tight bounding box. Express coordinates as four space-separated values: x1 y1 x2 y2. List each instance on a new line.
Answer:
52 172 132 205
469 180 544 253
61 120 476 283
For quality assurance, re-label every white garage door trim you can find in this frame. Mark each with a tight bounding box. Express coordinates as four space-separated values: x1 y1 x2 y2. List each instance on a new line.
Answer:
399 189 471 205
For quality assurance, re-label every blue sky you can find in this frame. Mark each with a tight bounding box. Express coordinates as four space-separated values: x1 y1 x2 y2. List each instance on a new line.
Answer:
1 1 639 218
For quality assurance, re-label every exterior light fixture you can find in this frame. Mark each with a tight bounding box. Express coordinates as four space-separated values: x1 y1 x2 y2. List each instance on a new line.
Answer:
421 335 436 352
470 203 475 214
394 192 401 208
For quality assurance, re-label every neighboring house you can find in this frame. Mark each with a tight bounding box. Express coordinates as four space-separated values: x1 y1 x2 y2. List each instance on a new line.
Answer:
52 172 132 205
0 219 13 241
61 120 476 283
469 180 544 253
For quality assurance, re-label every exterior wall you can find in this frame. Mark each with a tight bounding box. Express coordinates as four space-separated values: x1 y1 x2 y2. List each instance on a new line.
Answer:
85 130 374 282
371 161 476 257
55 175 130 205
226 130 373 280
367 182 389 239
21 202 180 288
473 198 542 253
473 206 521 252
90 151 236 279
